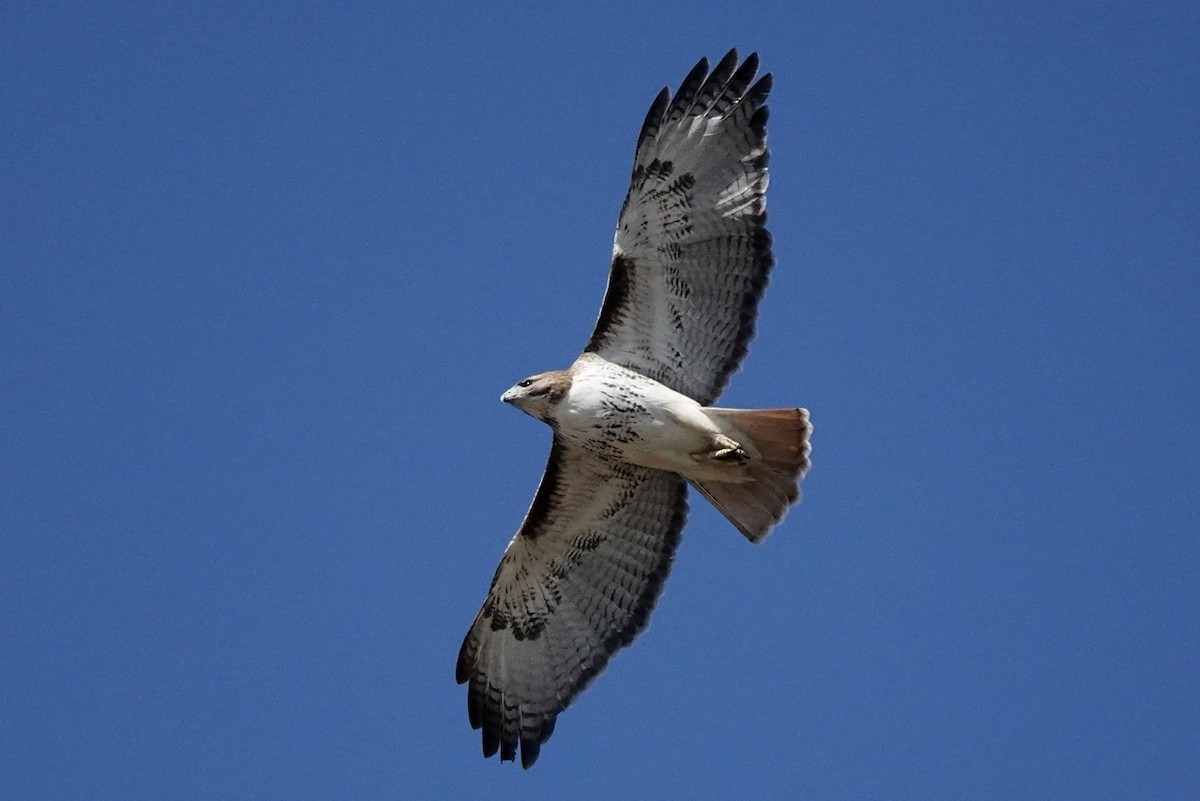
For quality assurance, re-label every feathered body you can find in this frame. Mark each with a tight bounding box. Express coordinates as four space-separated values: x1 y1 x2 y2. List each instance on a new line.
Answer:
457 51 812 768
508 354 806 492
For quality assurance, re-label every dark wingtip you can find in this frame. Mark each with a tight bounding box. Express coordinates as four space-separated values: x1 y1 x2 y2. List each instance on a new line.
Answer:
455 632 473 685
751 104 770 138
500 736 517 763
648 85 670 121
742 50 759 75
661 55 711 124
713 49 739 79
482 726 500 758
748 72 773 115
520 739 542 769
466 687 482 729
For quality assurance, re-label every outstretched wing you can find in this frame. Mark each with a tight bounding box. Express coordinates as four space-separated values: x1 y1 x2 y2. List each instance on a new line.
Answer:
584 49 774 406
456 439 687 768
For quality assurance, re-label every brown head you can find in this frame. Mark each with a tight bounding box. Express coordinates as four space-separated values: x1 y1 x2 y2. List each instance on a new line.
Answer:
500 370 572 422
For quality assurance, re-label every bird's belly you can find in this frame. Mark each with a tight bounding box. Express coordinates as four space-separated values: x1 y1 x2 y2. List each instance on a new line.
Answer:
558 390 717 474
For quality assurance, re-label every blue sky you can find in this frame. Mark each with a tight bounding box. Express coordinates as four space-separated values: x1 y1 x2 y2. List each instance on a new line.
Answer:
3 2 1198 798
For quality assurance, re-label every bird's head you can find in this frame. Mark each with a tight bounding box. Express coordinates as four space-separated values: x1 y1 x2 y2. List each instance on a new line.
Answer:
501 370 572 421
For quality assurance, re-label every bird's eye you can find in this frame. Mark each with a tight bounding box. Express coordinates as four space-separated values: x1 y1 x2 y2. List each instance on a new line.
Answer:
518 379 533 388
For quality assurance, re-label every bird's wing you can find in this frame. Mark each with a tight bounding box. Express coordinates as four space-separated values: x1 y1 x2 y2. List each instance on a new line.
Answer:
584 49 774 405
456 438 687 768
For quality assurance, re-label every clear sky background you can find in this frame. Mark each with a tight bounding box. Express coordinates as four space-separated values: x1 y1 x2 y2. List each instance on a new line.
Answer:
3 2 1198 799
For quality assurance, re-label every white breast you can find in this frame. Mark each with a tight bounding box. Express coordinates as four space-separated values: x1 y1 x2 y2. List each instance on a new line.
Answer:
556 354 721 473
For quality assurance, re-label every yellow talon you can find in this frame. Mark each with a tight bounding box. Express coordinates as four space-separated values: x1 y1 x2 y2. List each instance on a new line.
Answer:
692 435 750 464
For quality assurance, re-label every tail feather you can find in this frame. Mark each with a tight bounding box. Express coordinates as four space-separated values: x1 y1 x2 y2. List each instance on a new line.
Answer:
690 407 811 543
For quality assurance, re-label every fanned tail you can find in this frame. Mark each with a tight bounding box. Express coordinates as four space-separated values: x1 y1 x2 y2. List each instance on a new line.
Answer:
689 407 811 542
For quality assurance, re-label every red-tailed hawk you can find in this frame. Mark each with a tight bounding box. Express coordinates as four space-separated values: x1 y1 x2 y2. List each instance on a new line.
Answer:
457 50 811 768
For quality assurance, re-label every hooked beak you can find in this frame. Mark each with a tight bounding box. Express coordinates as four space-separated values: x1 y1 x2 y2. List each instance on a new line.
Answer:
500 387 516 404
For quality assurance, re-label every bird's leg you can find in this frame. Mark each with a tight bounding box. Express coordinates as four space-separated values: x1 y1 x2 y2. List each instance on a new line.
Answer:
691 434 751 465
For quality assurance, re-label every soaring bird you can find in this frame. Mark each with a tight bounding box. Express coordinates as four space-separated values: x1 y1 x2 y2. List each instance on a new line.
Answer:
457 50 811 768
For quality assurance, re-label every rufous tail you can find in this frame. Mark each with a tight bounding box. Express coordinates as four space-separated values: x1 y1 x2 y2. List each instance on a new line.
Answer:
688 407 812 543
